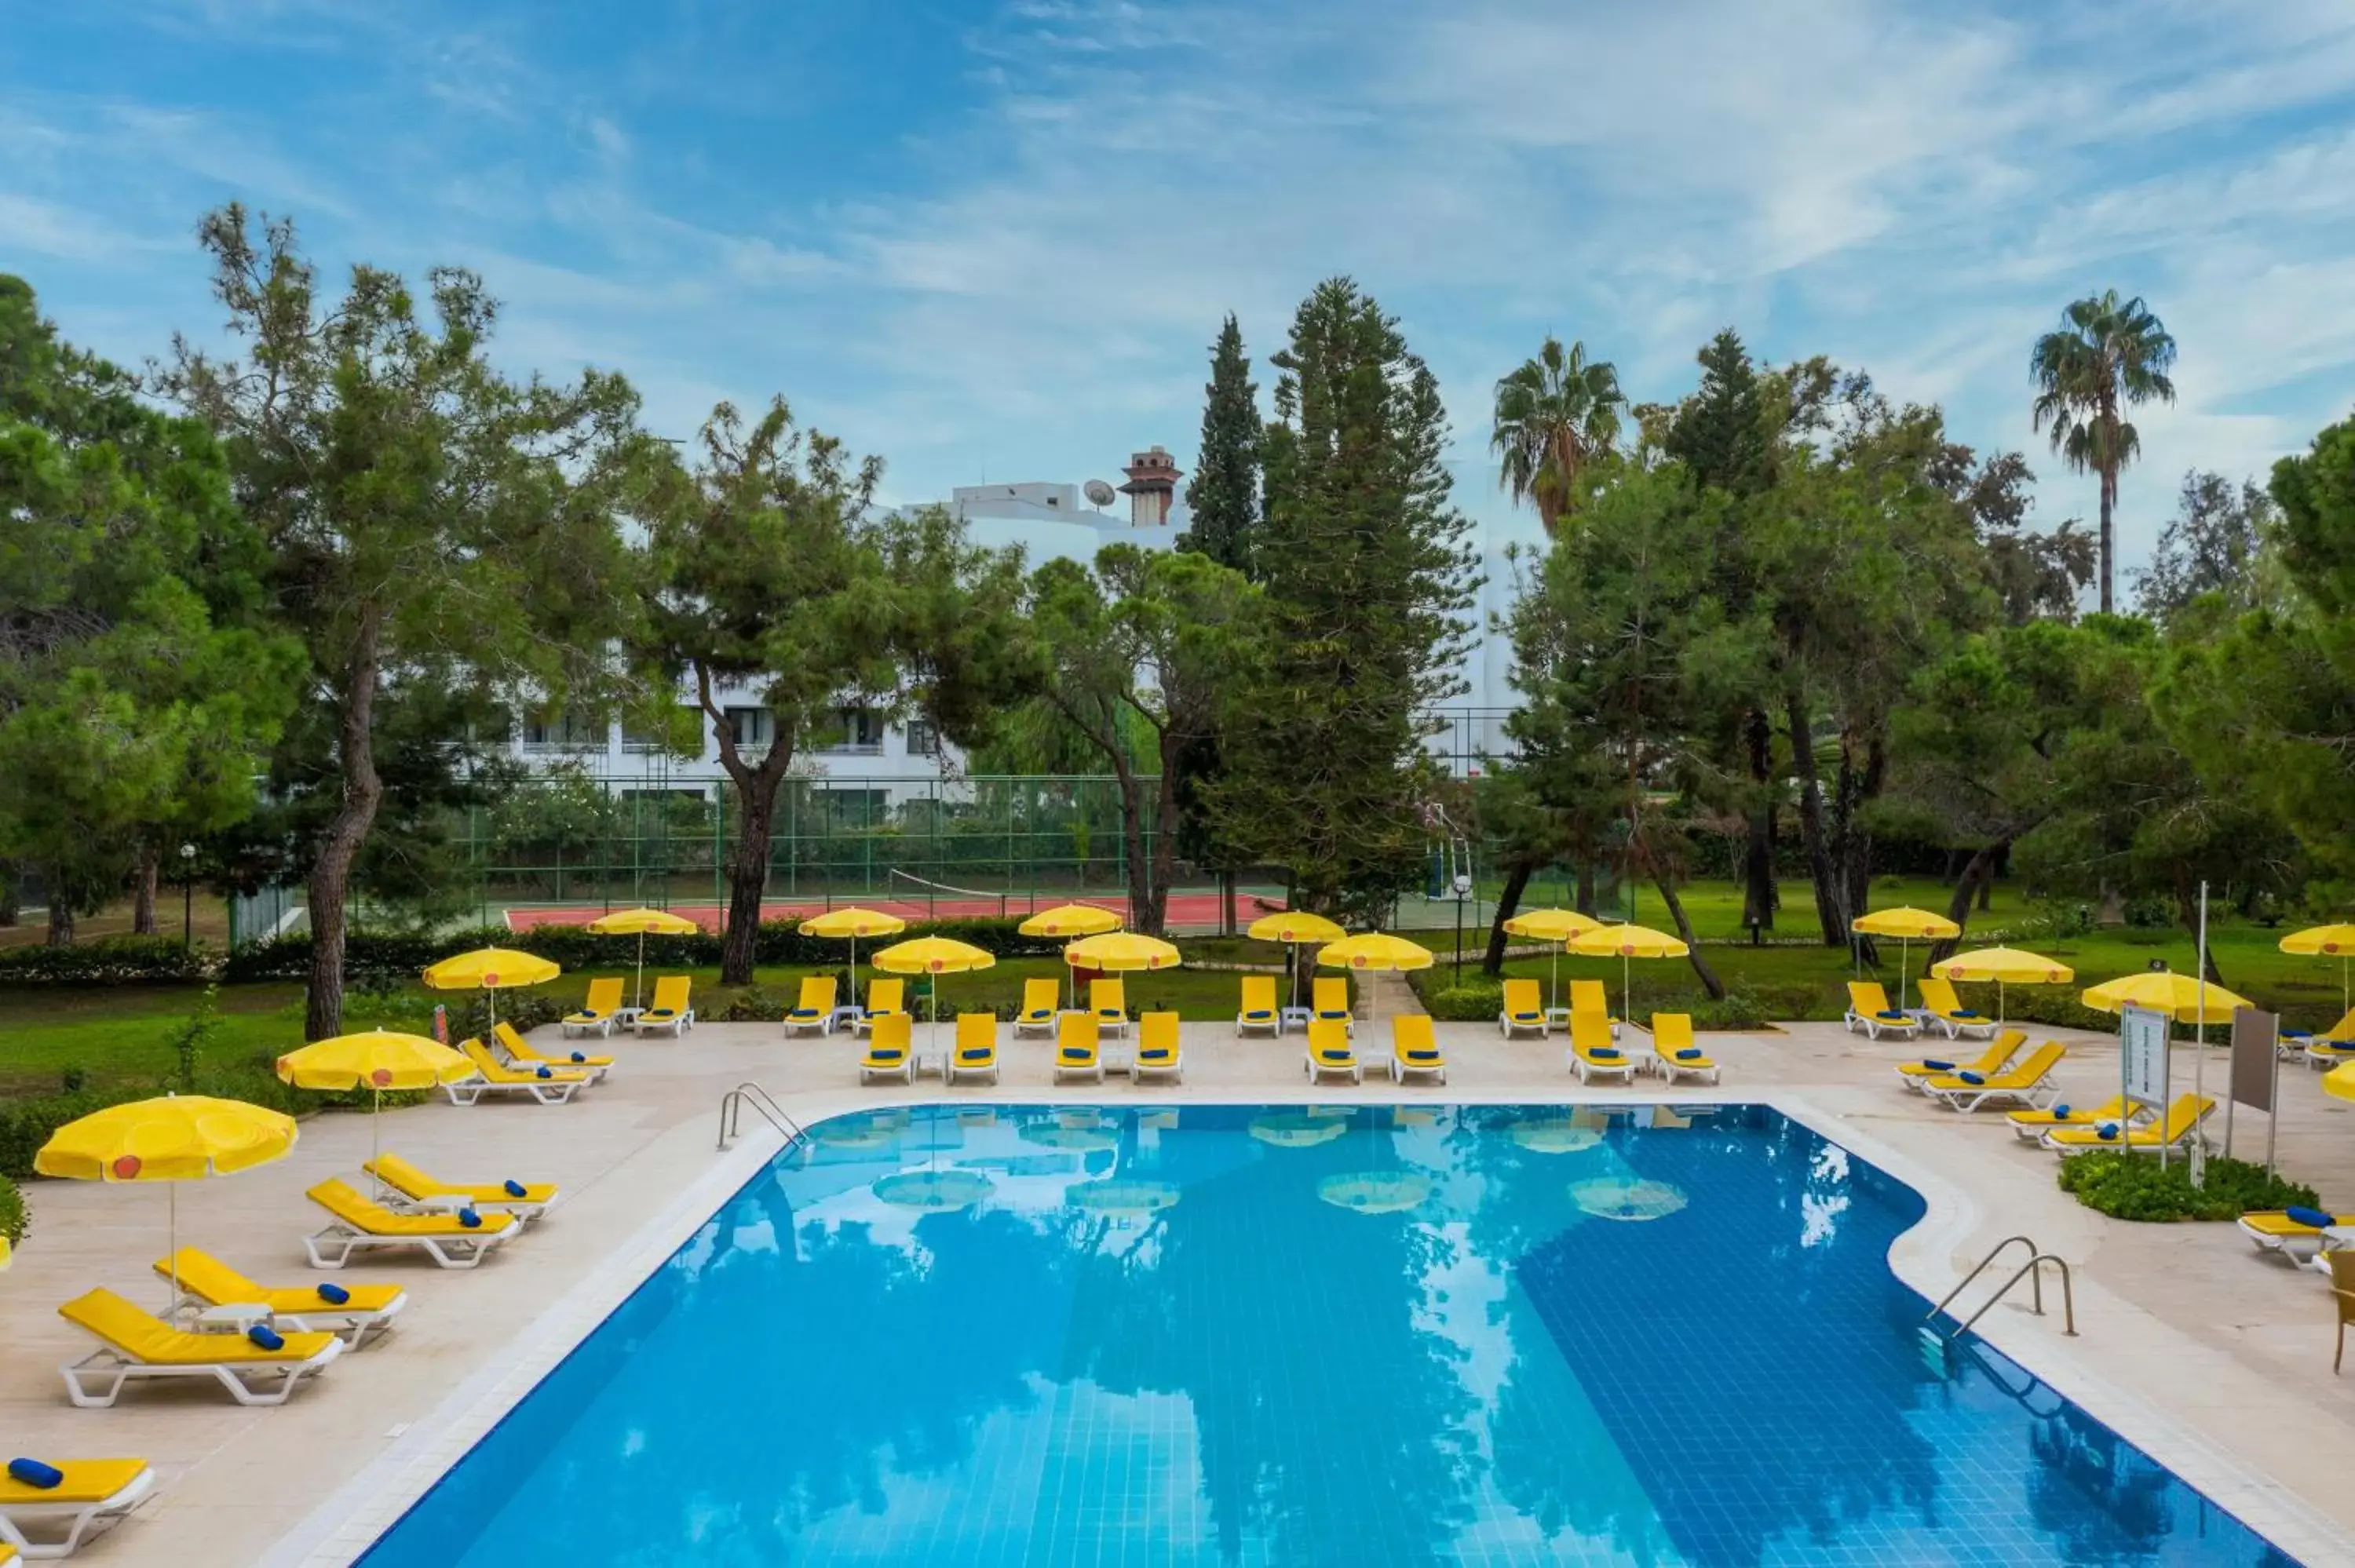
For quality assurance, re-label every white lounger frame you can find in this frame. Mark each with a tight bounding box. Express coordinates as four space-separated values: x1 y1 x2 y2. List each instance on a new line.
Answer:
1303 1052 1361 1085
1568 1049 1638 1085
1388 1053 1446 1085
170 1287 410 1350
442 1072 585 1107
0 1463 158 1557
60 1336 341 1409
303 1220 513 1271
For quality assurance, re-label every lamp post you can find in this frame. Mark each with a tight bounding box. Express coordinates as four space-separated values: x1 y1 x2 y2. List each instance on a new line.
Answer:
179 843 196 952
1451 873 1473 984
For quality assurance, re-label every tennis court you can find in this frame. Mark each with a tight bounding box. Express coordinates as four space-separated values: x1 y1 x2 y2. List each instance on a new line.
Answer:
503 873 1286 935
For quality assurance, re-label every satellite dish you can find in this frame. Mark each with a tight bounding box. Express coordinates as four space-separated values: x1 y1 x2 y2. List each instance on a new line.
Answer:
1083 479 1116 508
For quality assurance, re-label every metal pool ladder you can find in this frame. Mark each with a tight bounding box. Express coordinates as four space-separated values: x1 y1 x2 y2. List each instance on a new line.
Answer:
1926 1234 2077 1339
717 1082 808 1153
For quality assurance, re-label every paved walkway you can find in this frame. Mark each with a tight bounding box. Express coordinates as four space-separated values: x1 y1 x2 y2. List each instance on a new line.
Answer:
2 1012 2352 1564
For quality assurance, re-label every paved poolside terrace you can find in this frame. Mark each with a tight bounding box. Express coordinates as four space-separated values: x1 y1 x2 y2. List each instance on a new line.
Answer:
6 989 2355 1566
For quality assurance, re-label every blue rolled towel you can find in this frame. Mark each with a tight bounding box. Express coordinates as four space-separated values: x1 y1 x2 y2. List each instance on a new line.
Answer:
458 1207 483 1229
2051 1104 2071 1119
1921 1059 1954 1072
535 1065 554 1079
504 1179 528 1198
569 1051 586 1063
316 1282 351 1305
1676 1047 1703 1060
1408 1048 1439 1061
246 1324 285 1351
2287 1205 2336 1230
1590 1046 1621 1060
2096 1122 2120 1140
1957 1070 1984 1085
1878 1010 1909 1021
1953 1008 1981 1018
7 1458 64 1490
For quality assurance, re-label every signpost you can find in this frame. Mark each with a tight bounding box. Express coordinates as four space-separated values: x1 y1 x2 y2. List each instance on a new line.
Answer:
2120 1003 2171 1169
2226 1006 2282 1174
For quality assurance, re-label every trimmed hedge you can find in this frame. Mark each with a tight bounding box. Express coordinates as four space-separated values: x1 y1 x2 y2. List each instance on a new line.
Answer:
0 935 213 986
2057 1152 2317 1222
220 915 1060 984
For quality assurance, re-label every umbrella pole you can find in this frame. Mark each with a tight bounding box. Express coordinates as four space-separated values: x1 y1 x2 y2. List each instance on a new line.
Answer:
637 930 648 1013
1550 949 1560 1017
1621 952 1631 1032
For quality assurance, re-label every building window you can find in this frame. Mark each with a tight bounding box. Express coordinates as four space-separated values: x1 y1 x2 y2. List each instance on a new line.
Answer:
823 707 883 755
521 711 602 749
904 719 940 757
723 706 774 750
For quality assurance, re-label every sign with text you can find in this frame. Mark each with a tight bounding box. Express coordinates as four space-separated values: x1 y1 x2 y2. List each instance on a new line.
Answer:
2230 1008 2278 1112
2120 1005 2169 1109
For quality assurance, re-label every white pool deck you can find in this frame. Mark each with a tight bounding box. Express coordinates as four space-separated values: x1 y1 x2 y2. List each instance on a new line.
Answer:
6 995 2355 1566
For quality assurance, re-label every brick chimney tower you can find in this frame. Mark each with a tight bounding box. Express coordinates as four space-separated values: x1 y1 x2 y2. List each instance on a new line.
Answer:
1118 446 1181 527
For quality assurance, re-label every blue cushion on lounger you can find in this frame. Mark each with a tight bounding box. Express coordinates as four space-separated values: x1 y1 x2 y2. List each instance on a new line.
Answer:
2051 1104 2071 1119
316 1282 351 1305
1245 1009 1272 1019
8 1458 64 1490
2287 1206 2335 1230
1921 1059 1954 1072
1957 1070 1984 1085
2096 1123 2120 1140
1141 1048 1172 1062
2284 1029 2313 1040
504 1179 528 1198
535 1066 553 1079
1513 1012 1539 1022
1677 1048 1703 1060
1877 1010 1909 1021
872 1048 904 1061
1590 1046 1621 1060
247 1324 285 1351
961 1048 990 1063
569 1051 586 1063
1408 1048 1440 1061
1061 1048 1090 1062
790 1008 818 1019
458 1207 483 1229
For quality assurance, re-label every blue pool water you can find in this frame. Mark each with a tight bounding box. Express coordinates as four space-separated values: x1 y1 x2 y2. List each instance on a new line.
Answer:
360 1104 2298 1566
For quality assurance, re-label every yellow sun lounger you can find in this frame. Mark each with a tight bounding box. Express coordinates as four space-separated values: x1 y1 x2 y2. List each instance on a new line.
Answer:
449 1039 589 1106
1013 978 1060 1037
0 1457 155 1558
1919 1041 2065 1112
860 1012 916 1085
1499 977 1547 1039
1388 1014 1446 1084
2299 1008 2355 1068
1056 1012 1104 1083
2042 1094 2215 1153
1914 975 1998 1041
363 1152 560 1220
154 1247 407 1348
784 975 838 1036
2006 1096 2138 1142
1135 1011 1184 1082
1312 976 1353 1036
1568 1011 1636 1084
633 974 695 1037
1845 981 1919 1041
1897 1030 2025 1088
1304 1018 1360 1084
561 976 626 1038
948 1012 999 1085
1090 978 1131 1038
495 1020 611 1084
1568 979 1619 1038
1649 1013 1718 1085
2240 1207 2355 1262
56 1288 342 1408
304 1179 518 1270
1236 975 1280 1037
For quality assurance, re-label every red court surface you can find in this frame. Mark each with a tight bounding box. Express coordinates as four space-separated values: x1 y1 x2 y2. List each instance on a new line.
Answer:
503 889 1283 934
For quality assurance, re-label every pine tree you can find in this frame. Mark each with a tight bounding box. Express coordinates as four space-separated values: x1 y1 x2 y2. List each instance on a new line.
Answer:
1180 314 1261 577
1667 329 1769 494
1212 278 1478 918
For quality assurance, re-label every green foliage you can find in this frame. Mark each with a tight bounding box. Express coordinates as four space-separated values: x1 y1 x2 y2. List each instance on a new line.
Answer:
0 935 212 985
1491 334 1624 534
1179 313 1262 575
2137 471 2280 622
2029 290 2178 613
0 1089 122 1179
1418 980 1506 1023
166 985 221 1092
0 1170 22 1245
1214 278 1478 921
2057 1153 2315 1223
1666 329 1769 494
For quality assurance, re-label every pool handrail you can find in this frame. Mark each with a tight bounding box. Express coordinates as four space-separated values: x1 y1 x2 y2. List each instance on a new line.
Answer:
717 1083 809 1153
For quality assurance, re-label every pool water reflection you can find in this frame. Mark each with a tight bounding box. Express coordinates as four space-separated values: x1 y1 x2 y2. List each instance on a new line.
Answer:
360 1103 2296 1566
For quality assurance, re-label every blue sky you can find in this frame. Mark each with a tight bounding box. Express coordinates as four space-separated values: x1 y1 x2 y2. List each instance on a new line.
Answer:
7 0 2355 585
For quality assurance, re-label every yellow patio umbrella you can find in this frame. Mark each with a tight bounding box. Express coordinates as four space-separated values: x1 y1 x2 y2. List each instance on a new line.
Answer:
2281 924 2355 1019
1502 907 1601 1016
422 947 561 1034
1565 922 1689 1028
585 906 701 1012
2324 1061 2355 1104
798 906 907 985
1247 911 1346 1014
0 1234 10 1271
1315 932 1434 1029
36 1094 298 1310
1062 931 1183 972
1850 907 1960 1012
276 1030 476 1172
872 936 997 1058
2079 968 2251 1023
1929 946 2074 1028
1020 903 1122 1006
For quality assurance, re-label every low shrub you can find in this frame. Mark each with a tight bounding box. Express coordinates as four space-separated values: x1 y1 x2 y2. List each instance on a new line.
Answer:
0 1171 24 1245
0 935 214 985
448 992 567 1043
1418 981 1505 1023
0 1089 137 1179
710 986 783 1023
2057 1152 2318 1223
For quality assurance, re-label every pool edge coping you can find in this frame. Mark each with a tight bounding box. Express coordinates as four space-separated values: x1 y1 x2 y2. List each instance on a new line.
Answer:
265 1088 2355 1568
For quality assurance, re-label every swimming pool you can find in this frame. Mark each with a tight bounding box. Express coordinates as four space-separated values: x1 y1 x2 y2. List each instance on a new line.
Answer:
359 1103 2298 1566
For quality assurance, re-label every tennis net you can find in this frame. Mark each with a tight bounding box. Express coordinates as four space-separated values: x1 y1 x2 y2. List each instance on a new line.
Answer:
887 868 1010 921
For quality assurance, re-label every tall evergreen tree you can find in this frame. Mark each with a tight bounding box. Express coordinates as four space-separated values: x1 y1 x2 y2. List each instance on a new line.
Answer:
1212 278 1477 919
2030 289 2177 614
1667 329 1770 494
1179 314 1261 576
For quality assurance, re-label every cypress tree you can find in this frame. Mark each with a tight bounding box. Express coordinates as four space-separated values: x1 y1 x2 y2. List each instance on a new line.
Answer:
1212 278 1479 919
1179 314 1262 577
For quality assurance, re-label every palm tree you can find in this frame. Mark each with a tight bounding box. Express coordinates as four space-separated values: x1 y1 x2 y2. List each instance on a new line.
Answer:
2030 290 2177 614
1492 336 1625 534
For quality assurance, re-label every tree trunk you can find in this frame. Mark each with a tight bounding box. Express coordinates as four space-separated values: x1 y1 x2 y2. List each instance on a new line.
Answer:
1930 841 2006 961
2098 464 2116 615
1113 764 1165 936
1740 709 1776 932
132 841 159 936
0 863 17 926
719 775 782 984
1785 695 1847 946
1221 869 1238 935
305 617 385 1041
1483 858 1537 979
46 896 74 946
1134 768 1178 937
1574 859 1595 917
1648 868 1724 1000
